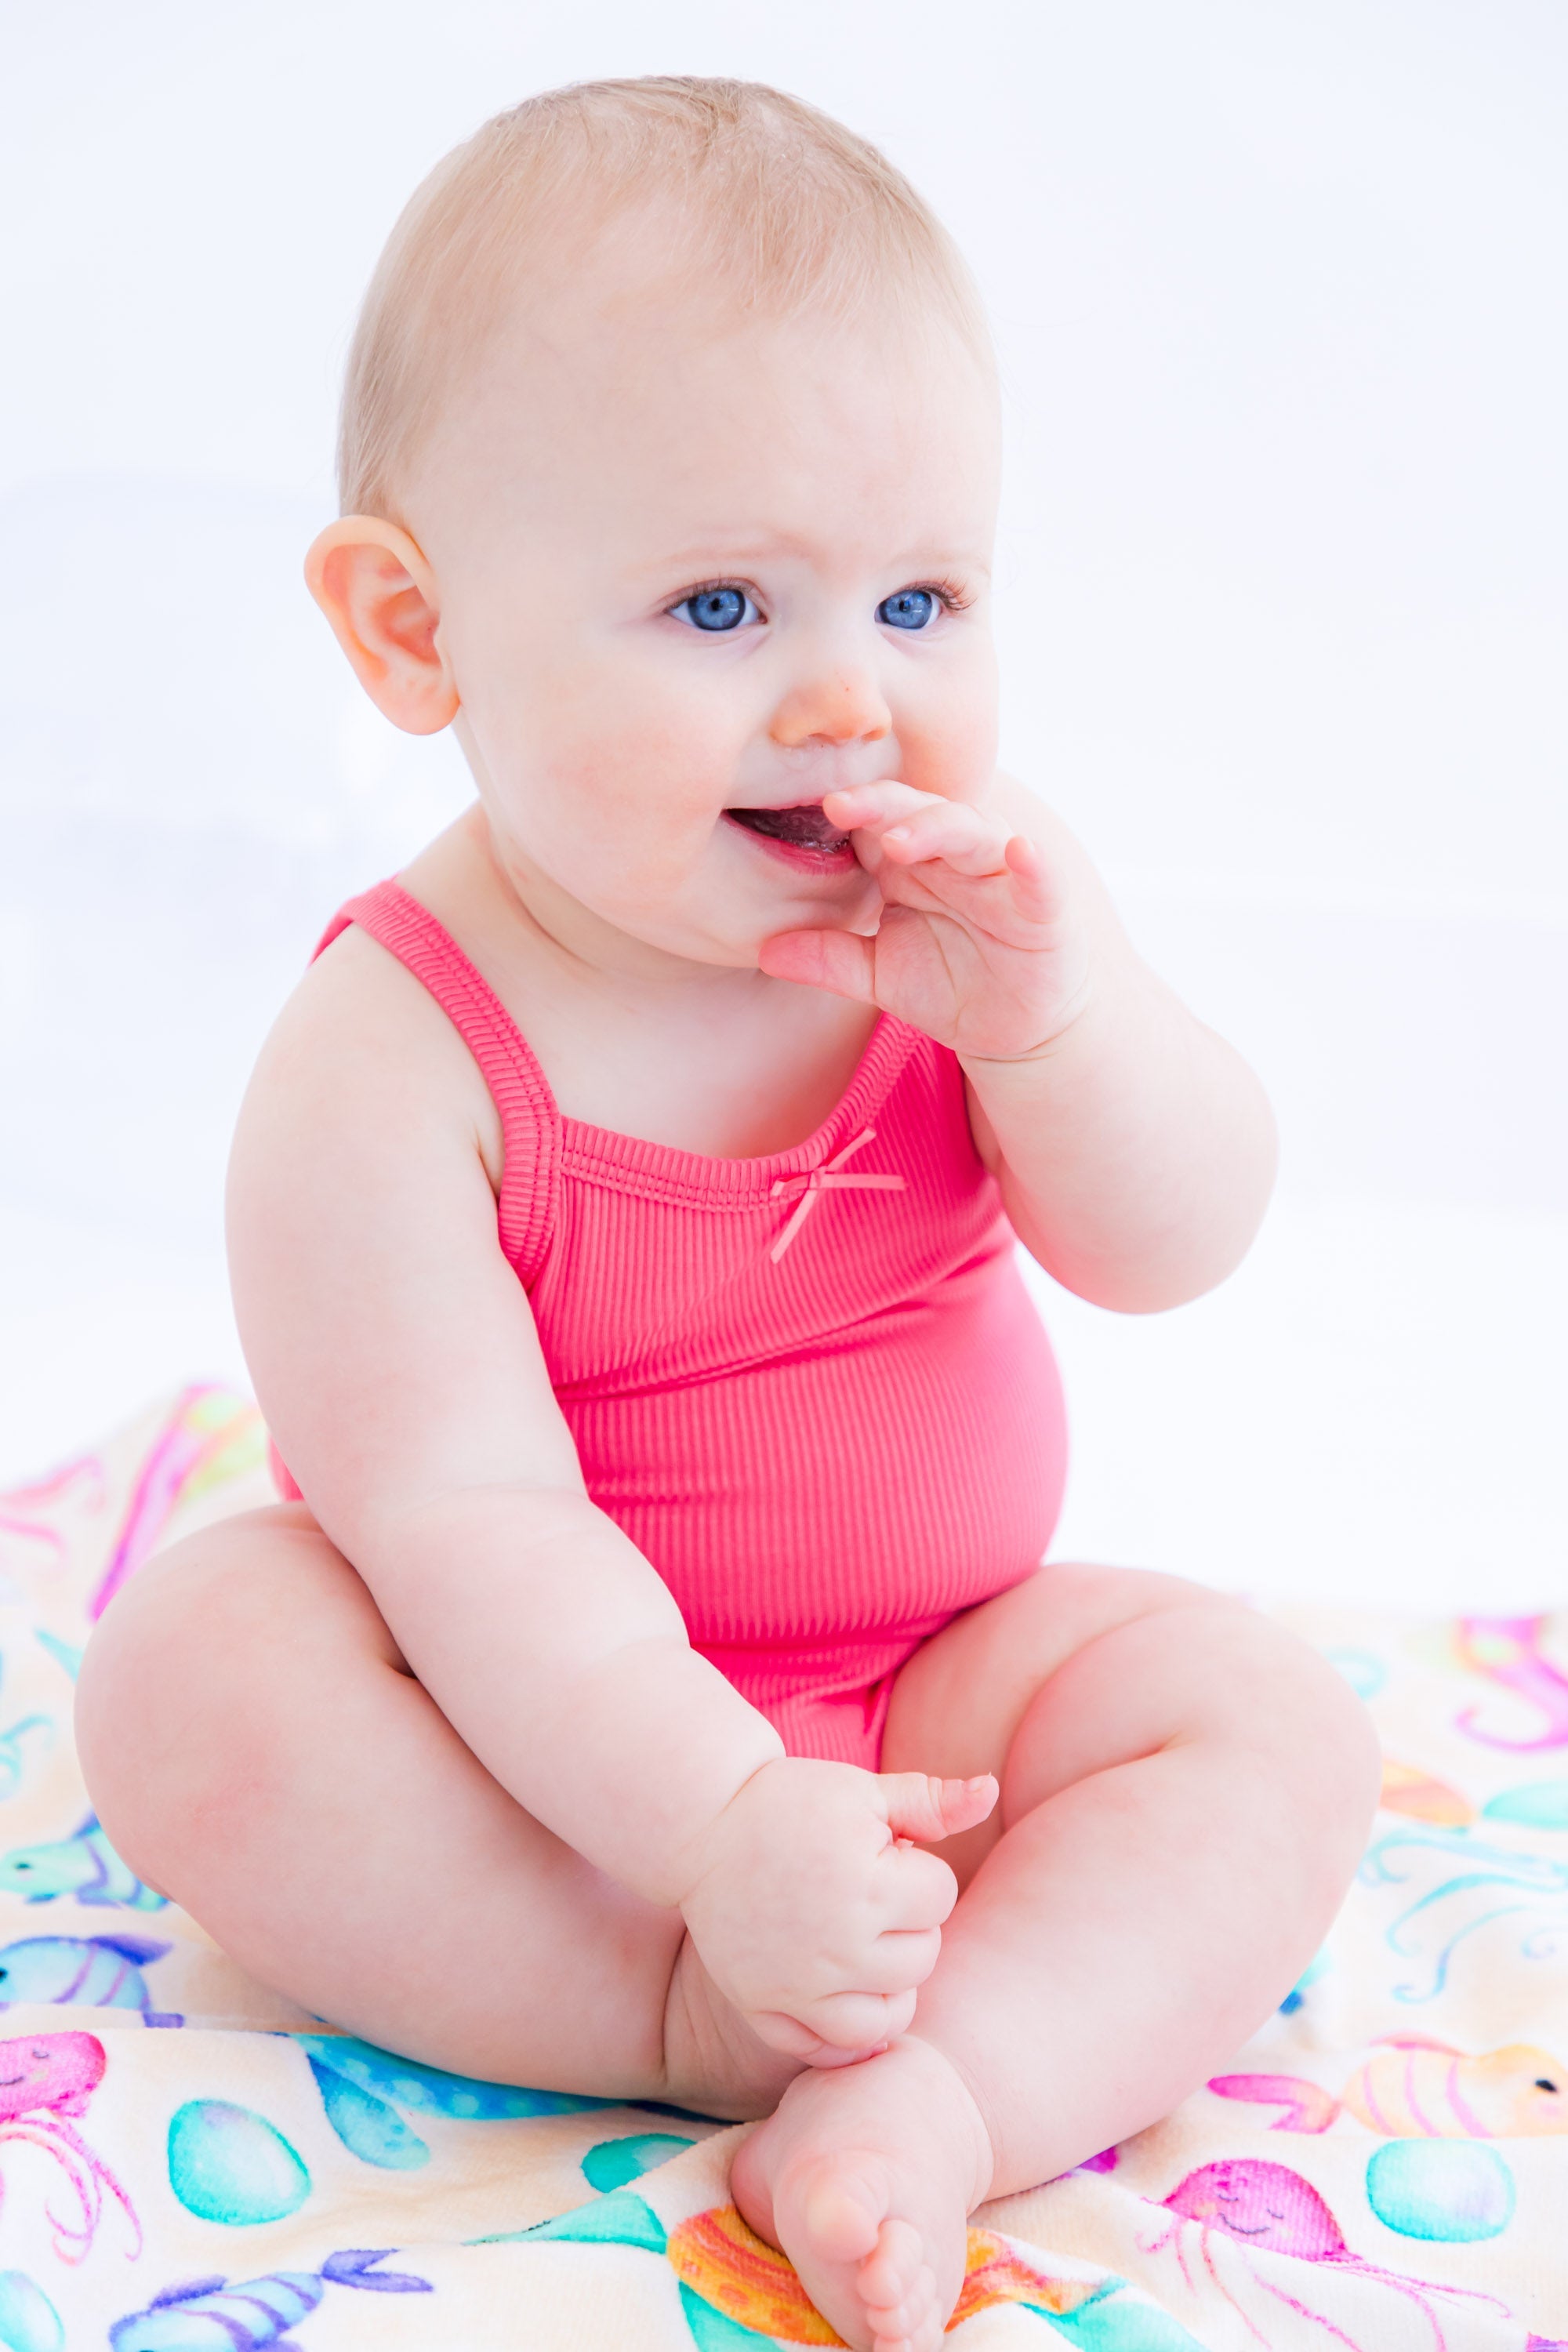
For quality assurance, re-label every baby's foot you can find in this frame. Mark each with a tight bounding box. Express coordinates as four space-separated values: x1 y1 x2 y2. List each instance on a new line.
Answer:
730 2037 993 2352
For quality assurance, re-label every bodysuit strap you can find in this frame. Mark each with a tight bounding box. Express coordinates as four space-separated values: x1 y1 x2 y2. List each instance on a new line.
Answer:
314 880 559 1289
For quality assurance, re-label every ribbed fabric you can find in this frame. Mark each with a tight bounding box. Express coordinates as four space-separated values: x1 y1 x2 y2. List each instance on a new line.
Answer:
274 878 1068 1766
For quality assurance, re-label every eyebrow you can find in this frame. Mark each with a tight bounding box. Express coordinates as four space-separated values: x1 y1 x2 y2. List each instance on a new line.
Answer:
632 537 993 581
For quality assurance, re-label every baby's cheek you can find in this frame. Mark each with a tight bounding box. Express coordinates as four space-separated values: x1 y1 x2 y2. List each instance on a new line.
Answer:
547 720 734 902
895 668 999 805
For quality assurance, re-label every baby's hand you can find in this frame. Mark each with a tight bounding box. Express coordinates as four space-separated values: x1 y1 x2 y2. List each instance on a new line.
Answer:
673 1757 996 2063
758 782 1091 1062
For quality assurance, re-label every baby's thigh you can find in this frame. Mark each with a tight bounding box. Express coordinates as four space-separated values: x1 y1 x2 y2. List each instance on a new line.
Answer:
74 1508 705 2100
884 1561 1218 1784
884 1561 1377 1885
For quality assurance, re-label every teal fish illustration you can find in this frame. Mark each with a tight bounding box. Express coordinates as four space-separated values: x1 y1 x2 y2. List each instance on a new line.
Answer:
0 1815 168 1911
296 2033 609 2169
0 1933 180 2025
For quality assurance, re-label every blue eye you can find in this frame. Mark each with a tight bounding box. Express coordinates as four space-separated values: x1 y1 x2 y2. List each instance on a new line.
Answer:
877 588 936 630
674 586 757 632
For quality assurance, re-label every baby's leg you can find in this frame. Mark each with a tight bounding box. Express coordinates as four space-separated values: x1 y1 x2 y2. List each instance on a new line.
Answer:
74 1504 797 2118
732 1563 1381 2352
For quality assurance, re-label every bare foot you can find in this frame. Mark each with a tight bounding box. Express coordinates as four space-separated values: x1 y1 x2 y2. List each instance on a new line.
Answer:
730 2037 993 2352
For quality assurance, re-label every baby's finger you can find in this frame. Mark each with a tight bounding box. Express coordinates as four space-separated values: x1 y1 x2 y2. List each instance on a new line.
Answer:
821 780 936 833
801 1987 918 2051
877 1842 961 1933
750 2009 833 2060
826 786 1007 880
757 927 879 1001
880 1770 998 1846
848 1924 942 1994
877 803 1011 878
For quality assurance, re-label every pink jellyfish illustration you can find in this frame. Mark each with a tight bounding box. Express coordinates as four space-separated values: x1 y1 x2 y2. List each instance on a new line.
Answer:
1455 1617 1568 1751
1143 2159 1507 2351
0 2030 140 2262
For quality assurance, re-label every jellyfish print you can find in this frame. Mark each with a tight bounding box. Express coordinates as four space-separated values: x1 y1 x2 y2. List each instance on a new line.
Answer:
1140 2159 1512 2352
0 2031 139 2263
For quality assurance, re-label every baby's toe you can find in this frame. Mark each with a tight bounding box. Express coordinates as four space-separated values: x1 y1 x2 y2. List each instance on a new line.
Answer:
866 2272 937 2345
861 2223 938 2352
869 2282 943 2352
858 2216 923 2306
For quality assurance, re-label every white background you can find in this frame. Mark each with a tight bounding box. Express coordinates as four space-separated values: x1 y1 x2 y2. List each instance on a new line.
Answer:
2 1 1563 1606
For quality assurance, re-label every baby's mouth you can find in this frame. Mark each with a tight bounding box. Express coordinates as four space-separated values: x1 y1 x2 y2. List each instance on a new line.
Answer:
724 802 852 856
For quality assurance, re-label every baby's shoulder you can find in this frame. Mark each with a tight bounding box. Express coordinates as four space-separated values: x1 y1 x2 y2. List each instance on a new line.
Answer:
238 916 505 1196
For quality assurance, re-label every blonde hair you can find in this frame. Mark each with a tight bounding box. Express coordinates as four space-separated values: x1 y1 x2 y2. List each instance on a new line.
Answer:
337 75 989 520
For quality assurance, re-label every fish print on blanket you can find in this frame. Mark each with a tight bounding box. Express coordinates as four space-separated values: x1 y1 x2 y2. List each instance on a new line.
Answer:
0 1815 168 1911
0 2031 138 2264
109 2248 432 2350
503 2190 1203 2348
1211 2036 1568 2137
0 1933 180 2025
295 2033 611 2168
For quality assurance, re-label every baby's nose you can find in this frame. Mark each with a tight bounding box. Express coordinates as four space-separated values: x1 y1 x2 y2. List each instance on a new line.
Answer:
769 663 892 750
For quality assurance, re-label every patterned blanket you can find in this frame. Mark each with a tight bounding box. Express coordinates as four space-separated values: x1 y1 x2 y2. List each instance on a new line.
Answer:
0 1385 1565 2349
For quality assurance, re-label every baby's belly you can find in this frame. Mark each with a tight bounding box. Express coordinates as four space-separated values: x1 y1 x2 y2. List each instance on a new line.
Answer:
563 1256 1067 1656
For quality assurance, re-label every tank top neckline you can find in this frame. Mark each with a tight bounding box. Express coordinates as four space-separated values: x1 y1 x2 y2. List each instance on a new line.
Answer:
370 877 924 1205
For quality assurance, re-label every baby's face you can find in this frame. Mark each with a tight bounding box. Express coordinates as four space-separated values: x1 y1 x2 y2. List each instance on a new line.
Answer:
408 267 1000 969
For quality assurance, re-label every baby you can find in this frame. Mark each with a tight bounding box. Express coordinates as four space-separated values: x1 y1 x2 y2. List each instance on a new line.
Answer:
76 78 1379 2352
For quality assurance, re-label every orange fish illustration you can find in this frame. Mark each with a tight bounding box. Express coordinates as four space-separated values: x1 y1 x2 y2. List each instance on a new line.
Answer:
506 2181 1157 2346
1212 2037 1568 2138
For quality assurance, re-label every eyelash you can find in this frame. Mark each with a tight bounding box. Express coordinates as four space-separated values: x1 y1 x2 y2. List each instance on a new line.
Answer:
906 575 974 616
665 576 975 622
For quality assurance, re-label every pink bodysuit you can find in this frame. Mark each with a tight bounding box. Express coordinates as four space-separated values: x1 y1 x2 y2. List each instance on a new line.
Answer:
271 879 1069 1766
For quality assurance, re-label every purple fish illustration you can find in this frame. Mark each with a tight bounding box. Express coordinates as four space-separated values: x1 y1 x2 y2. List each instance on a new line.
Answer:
110 2247 430 2348
0 1931 181 2024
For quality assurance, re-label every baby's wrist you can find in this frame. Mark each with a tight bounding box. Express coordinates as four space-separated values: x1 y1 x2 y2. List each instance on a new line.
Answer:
662 1751 788 1914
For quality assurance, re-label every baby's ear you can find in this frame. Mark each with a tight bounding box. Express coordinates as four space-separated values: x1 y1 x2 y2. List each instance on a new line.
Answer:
304 516 458 735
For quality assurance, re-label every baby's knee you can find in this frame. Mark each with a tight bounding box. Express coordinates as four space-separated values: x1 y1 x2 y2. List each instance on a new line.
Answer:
1210 1609 1382 1858
76 1505 352 1886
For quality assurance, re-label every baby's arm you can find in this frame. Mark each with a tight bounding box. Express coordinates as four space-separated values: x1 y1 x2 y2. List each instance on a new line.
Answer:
956 788 1277 1312
230 927 989 2056
763 779 1277 1314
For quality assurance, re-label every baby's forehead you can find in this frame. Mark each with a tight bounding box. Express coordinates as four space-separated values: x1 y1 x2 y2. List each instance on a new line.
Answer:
423 278 998 562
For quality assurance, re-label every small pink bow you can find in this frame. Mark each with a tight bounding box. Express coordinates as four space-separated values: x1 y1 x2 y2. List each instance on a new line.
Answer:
768 1126 906 1264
